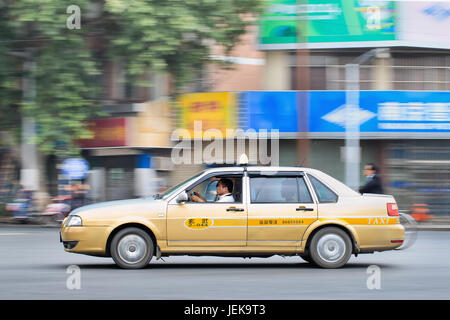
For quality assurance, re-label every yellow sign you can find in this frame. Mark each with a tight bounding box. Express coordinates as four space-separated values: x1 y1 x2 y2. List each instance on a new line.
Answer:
177 92 237 138
182 217 398 228
367 217 395 225
128 100 172 147
185 218 214 230
318 217 397 226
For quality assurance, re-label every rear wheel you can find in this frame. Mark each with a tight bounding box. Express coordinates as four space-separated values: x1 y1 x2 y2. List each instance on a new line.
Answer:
309 227 352 269
110 227 154 269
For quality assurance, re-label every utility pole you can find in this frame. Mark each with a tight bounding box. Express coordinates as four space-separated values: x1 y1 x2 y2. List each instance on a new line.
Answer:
296 0 310 167
344 63 359 190
344 48 389 189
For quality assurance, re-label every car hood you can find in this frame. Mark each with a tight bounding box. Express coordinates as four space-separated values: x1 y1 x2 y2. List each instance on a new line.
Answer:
69 198 156 215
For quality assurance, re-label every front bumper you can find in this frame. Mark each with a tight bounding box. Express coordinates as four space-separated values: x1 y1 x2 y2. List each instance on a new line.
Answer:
60 225 112 255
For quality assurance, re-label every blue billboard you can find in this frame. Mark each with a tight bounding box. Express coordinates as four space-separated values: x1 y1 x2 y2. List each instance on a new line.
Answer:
239 91 299 132
309 91 450 134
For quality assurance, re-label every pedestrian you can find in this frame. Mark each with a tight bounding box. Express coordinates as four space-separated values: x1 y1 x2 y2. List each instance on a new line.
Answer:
71 184 87 210
358 163 384 194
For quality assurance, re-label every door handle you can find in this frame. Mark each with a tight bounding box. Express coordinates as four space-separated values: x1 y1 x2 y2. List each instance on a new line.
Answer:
296 207 314 211
226 207 244 212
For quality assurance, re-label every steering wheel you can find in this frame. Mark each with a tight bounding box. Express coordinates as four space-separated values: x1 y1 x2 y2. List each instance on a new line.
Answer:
187 191 197 202
191 191 204 202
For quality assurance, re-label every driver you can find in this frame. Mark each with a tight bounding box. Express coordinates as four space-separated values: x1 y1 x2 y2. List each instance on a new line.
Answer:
191 178 235 203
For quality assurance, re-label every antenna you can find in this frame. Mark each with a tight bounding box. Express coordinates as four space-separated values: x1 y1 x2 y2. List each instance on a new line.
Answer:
298 158 306 167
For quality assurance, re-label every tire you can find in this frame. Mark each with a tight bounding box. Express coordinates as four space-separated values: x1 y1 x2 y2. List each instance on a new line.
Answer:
299 252 314 264
110 227 154 269
309 227 352 269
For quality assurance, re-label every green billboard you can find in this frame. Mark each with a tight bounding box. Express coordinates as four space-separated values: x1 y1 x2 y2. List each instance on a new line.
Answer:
259 0 396 48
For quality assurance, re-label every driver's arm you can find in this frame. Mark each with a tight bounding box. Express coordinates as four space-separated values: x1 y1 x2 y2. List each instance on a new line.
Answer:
191 191 206 203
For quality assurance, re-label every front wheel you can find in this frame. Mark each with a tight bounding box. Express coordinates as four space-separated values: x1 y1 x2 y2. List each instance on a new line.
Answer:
299 252 314 264
309 227 352 268
110 227 154 269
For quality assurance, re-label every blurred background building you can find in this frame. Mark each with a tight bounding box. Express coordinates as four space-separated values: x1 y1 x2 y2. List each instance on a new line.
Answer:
253 0 450 216
166 0 450 216
0 0 449 218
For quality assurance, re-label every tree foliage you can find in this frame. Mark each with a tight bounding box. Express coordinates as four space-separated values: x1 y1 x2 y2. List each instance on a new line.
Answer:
0 0 264 155
103 0 264 91
0 1 22 138
0 0 100 155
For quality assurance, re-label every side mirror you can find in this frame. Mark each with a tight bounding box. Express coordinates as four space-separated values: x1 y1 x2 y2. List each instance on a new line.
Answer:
176 191 189 204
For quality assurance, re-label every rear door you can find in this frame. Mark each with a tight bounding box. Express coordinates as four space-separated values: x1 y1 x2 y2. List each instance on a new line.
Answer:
247 171 318 247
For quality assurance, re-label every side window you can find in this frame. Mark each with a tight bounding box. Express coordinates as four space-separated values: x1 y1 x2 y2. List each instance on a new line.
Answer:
250 177 299 203
186 175 242 203
188 179 212 201
204 180 218 202
297 177 313 203
308 175 338 203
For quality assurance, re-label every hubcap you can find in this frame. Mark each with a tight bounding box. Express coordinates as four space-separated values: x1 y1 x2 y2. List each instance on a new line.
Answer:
117 234 147 264
317 234 346 263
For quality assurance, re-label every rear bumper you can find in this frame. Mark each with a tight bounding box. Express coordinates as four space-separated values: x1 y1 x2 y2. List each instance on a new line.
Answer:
354 224 405 252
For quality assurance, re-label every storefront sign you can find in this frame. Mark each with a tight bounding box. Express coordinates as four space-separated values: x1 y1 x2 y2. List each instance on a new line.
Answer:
128 100 172 147
260 0 450 50
397 1 450 49
78 118 127 148
259 0 396 49
177 92 237 137
308 91 450 137
239 91 298 133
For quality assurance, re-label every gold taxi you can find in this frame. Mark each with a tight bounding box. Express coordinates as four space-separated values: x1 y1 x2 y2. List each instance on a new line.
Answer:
60 166 405 269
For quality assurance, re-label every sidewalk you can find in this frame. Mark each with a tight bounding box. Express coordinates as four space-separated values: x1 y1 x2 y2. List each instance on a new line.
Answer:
0 216 61 227
414 216 450 231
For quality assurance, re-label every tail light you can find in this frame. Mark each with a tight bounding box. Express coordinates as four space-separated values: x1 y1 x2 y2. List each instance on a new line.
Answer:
387 203 399 216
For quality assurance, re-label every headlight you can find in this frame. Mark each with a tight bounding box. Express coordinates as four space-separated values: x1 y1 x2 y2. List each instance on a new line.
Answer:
66 215 82 227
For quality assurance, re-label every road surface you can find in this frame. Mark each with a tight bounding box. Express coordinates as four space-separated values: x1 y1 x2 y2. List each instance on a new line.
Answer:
0 225 449 300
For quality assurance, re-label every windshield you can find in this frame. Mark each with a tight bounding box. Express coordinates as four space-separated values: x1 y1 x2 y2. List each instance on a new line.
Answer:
160 171 204 200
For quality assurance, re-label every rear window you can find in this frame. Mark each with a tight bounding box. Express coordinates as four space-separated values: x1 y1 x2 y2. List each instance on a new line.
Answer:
308 175 338 203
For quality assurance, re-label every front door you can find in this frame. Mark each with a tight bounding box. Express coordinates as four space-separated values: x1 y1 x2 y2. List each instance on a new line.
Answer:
167 174 247 247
